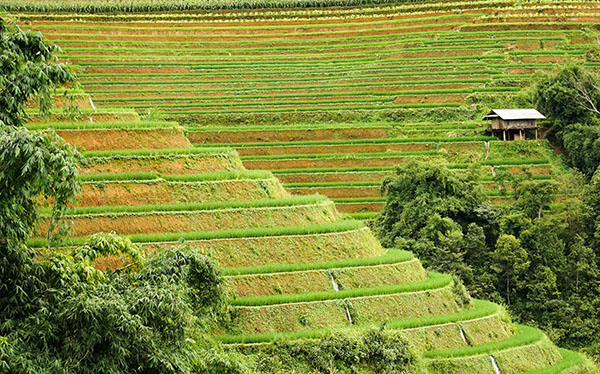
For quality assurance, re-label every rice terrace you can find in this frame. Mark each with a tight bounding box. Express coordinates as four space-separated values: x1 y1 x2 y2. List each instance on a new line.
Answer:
2 0 600 373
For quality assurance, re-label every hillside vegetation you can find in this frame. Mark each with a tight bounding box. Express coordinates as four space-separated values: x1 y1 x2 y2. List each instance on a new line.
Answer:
2 1 600 373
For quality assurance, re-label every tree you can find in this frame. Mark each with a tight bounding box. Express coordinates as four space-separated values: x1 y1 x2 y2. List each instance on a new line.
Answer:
534 65 600 127
374 161 486 247
561 124 600 178
492 234 529 307
0 18 77 127
514 180 558 219
0 125 81 246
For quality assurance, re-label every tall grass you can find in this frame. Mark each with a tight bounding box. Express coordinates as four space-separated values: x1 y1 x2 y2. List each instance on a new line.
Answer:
198 136 496 148
231 272 451 306
26 121 178 130
83 147 235 158
423 324 543 358
50 195 328 216
78 170 274 182
223 249 413 276
27 219 365 248
218 299 498 343
523 349 586 374
240 150 438 160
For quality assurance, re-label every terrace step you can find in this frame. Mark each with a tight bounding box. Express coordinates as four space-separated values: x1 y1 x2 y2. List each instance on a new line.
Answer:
186 123 482 144
231 273 460 335
80 148 244 175
199 139 488 157
38 199 340 237
73 175 289 207
425 325 562 374
55 127 191 151
226 255 427 298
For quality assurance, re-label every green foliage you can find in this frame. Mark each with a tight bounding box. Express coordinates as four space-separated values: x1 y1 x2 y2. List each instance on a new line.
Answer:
534 65 600 127
374 161 485 247
248 327 422 374
491 234 529 307
0 125 81 245
562 123 600 178
0 18 76 126
76 232 146 270
0 239 245 374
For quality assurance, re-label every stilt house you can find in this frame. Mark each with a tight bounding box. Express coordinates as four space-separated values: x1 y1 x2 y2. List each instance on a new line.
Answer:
483 109 546 140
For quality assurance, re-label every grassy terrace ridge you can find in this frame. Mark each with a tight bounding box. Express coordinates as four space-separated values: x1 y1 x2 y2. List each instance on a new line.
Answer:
240 150 439 160
82 147 235 158
194 136 497 147
423 324 543 359
219 299 498 344
43 195 327 216
26 120 180 130
222 249 413 276
27 219 365 248
230 272 451 306
284 175 553 188
185 122 481 132
270 159 551 174
78 170 274 182
523 349 587 374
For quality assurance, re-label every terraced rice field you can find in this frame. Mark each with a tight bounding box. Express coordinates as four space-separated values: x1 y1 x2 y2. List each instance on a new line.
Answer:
12 0 594 212
21 115 594 373
7 0 599 371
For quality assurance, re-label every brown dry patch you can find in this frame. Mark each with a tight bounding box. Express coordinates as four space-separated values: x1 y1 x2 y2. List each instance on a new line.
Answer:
228 260 426 298
236 142 438 156
288 186 380 199
146 227 384 269
57 128 191 151
519 55 578 64
244 155 440 170
188 127 395 144
394 94 467 104
37 202 338 237
336 202 385 213
80 155 242 175
76 178 288 207
277 171 392 184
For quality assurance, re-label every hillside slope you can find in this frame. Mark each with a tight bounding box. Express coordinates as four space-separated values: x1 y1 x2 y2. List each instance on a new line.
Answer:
21 114 595 373
10 0 596 212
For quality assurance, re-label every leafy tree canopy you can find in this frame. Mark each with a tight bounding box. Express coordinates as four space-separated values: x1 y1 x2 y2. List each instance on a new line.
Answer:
0 17 76 126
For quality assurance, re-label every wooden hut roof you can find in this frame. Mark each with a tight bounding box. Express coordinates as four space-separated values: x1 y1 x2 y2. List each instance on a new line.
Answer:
483 109 546 121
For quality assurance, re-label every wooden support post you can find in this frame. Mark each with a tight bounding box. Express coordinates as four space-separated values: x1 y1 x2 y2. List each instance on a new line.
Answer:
503 130 506 141
536 128 539 140
520 129 523 140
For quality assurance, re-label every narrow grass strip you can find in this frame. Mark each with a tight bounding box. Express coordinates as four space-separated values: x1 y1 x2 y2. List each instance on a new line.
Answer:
78 172 159 182
240 150 438 160
345 212 378 220
218 299 497 344
51 195 327 216
521 349 585 374
161 170 274 182
79 170 274 182
26 121 179 130
271 160 550 174
186 122 480 132
223 249 412 276
82 147 234 158
424 324 543 359
27 220 365 248
196 136 496 148
231 272 451 306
